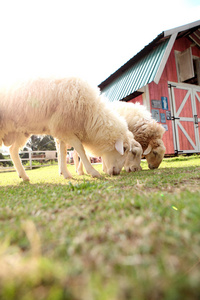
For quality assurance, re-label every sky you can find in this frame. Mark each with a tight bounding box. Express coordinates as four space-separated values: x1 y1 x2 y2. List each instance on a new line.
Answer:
0 0 200 87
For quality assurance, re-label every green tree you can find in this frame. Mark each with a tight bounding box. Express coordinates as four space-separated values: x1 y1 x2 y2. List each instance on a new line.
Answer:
26 135 56 151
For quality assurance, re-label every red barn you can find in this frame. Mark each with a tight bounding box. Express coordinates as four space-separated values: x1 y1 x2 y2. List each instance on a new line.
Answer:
99 20 200 155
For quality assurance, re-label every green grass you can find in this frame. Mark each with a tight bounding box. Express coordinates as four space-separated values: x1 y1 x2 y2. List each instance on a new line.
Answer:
0 155 200 300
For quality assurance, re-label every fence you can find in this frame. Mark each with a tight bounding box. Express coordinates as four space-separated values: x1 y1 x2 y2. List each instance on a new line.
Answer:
0 150 102 172
0 150 60 172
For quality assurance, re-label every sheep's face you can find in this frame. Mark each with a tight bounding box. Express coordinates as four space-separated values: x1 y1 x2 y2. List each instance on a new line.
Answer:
102 149 127 175
124 140 143 172
144 139 166 169
102 138 131 175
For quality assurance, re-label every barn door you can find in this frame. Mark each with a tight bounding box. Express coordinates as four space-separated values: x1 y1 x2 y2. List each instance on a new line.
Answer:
194 87 200 150
169 83 200 153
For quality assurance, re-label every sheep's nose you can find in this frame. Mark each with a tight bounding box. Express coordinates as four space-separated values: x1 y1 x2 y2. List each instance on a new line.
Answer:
149 164 156 169
112 167 120 175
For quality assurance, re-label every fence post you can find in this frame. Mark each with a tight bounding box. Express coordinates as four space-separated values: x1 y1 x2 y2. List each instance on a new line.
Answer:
29 150 32 170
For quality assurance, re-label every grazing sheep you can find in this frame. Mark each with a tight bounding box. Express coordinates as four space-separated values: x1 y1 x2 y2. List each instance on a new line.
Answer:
71 135 142 175
112 101 166 169
71 100 165 173
0 77 142 180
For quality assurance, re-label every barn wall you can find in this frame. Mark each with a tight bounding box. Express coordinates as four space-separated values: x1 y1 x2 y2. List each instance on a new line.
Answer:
128 94 143 105
174 36 200 56
128 36 200 155
148 81 175 154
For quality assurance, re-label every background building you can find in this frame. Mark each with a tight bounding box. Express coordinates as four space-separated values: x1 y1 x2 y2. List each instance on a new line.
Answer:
99 20 200 155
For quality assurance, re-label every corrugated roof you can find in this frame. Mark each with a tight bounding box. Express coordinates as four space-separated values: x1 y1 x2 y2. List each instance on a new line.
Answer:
99 20 200 102
101 39 170 102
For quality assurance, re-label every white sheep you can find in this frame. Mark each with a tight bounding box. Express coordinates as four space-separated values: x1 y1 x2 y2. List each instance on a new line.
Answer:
0 77 142 180
112 101 166 170
72 100 165 174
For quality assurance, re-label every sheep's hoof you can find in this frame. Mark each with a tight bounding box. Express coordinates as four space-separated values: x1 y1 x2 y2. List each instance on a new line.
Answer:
91 171 102 178
22 176 30 181
77 170 85 176
62 173 73 179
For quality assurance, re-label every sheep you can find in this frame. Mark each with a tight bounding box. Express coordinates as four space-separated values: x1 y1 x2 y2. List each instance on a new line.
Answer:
71 100 165 174
0 77 142 181
112 101 166 169
64 134 142 176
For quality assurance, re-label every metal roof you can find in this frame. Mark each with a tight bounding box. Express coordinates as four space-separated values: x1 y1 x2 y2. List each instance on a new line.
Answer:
99 20 200 102
101 39 170 102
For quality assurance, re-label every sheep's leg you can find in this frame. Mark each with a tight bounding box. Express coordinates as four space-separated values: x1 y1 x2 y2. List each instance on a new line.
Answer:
9 140 30 181
73 150 84 175
55 139 65 177
77 159 85 175
73 150 93 176
55 140 62 176
58 141 72 179
69 136 101 178
73 150 79 172
77 155 91 175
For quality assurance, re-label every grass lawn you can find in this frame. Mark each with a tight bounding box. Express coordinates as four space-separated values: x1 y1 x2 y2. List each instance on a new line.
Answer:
0 155 200 300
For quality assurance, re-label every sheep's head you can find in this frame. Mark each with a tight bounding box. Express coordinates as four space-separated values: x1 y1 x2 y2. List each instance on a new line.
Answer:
102 138 130 175
124 139 142 172
143 139 166 169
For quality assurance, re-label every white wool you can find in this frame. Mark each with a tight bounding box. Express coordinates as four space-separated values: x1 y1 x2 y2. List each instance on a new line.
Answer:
0 77 130 155
110 101 165 149
110 100 166 169
0 77 140 179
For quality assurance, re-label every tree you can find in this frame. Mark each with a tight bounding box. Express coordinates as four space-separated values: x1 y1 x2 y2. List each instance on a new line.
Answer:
25 135 56 151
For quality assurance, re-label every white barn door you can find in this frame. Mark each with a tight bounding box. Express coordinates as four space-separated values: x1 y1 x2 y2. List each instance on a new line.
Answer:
169 82 200 154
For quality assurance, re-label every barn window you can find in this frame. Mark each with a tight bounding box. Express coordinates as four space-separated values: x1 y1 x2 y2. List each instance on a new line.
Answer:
175 47 200 85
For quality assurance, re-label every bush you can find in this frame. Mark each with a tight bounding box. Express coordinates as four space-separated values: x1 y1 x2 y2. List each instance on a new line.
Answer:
0 153 13 167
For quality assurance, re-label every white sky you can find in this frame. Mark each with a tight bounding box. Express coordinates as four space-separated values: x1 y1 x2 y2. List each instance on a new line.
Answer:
0 0 200 87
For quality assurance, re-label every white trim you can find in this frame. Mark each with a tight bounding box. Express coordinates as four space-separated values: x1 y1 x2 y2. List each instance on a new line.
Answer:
168 83 177 152
144 84 150 112
180 150 199 154
138 86 145 93
154 33 177 84
177 117 195 121
194 89 200 103
168 81 200 90
193 88 200 148
164 20 200 37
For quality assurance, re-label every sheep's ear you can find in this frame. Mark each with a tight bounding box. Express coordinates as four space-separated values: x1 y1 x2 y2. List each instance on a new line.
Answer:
115 139 124 155
143 144 152 155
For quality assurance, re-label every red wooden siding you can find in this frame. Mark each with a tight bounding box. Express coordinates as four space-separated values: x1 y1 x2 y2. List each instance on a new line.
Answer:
148 81 174 154
177 124 196 150
195 91 200 116
173 88 192 118
128 36 200 155
128 94 143 105
161 38 200 154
